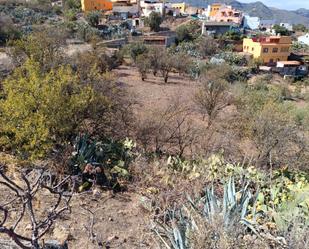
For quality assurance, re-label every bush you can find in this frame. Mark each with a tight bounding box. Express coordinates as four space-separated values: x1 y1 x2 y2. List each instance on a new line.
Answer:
86 10 102 28
196 35 218 57
235 84 309 169
0 59 95 159
64 0 81 10
175 20 200 42
0 15 21 45
221 30 243 41
64 8 77 21
216 52 248 66
9 28 67 70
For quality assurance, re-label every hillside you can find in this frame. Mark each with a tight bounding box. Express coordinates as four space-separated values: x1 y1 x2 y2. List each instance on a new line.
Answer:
170 0 309 26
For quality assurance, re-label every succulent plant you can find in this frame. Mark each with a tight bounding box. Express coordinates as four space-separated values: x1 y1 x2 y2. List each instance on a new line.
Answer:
153 177 259 248
69 134 136 183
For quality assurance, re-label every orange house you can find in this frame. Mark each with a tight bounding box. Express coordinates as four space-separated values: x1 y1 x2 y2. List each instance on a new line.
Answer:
81 0 113 11
209 3 222 17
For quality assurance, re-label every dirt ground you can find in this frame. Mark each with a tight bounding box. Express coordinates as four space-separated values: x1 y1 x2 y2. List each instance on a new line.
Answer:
0 177 155 249
62 191 154 249
114 65 198 116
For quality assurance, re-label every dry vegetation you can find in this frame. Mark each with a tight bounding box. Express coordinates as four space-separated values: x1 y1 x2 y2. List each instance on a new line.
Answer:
1 2 309 248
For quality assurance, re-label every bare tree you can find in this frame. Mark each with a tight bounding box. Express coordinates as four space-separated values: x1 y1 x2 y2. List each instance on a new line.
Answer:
0 166 72 249
197 36 218 58
194 68 231 126
137 99 198 156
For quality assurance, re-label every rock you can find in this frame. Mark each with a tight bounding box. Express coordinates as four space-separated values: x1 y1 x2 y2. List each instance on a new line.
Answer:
53 225 71 244
25 224 32 230
43 240 68 249
106 235 119 242
0 240 19 249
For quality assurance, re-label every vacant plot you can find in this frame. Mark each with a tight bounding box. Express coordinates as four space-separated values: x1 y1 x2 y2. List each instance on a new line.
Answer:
115 65 198 116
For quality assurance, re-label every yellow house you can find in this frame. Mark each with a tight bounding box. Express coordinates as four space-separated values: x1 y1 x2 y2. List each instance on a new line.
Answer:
171 2 186 14
209 3 222 17
243 36 292 64
81 0 113 12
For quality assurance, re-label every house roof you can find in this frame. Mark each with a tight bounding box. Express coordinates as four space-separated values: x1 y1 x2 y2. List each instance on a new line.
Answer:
113 5 138 13
277 61 301 65
203 21 235 27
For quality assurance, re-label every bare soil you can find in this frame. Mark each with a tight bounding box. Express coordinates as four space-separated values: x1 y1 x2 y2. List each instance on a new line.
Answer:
114 65 198 116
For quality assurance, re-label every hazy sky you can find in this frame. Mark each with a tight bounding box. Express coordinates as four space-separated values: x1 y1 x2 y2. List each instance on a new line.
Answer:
239 0 309 10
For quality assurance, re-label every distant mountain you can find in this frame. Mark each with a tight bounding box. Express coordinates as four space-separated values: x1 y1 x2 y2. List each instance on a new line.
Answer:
170 0 309 26
294 8 309 19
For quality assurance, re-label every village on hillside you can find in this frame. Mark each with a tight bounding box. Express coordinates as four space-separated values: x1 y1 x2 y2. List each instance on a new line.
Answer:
48 0 309 79
1 1 309 249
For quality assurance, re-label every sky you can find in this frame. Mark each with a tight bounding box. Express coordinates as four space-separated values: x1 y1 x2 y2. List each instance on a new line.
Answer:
239 0 309 10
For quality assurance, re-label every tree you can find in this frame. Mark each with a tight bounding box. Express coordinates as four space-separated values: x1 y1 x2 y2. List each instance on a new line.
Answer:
222 30 243 41
158 51 175 83
136 54 150 81
0 59 95 159
293 24 308 32
194 68 230 125
272 24 290 36
196 36 218 57
73 50 110 80
128 42 148 63
145 11 162 32
175 21 201 43
172 51 193 75
86 10 102 28
148 46 161 76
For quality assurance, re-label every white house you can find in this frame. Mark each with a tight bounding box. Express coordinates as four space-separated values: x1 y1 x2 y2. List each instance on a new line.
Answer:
51 0 62 7
243 15 260 30
140 0 165 17
298 33 309 45
259 19 276 30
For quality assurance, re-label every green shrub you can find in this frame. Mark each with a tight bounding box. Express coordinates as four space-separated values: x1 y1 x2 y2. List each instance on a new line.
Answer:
0 59 94 159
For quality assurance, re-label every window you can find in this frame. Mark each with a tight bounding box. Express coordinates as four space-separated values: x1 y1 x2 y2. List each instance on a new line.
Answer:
281 47 289 52
263 48 269 53
251 47 254 51
272 48 278 53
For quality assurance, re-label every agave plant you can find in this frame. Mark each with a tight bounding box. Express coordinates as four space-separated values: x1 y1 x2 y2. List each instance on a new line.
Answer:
153 177 259 249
